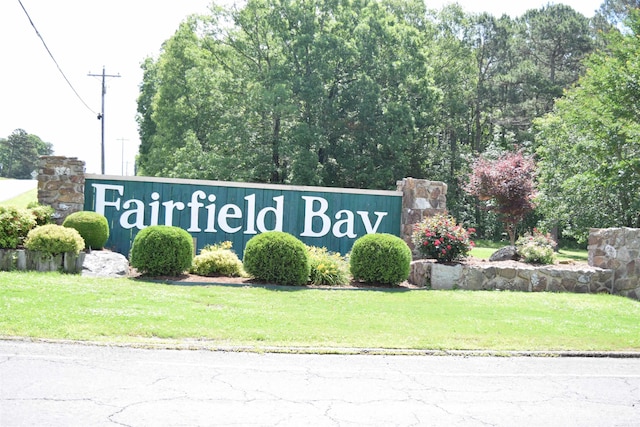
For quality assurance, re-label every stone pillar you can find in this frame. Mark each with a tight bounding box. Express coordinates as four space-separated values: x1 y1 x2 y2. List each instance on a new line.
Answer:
396 178 447 249
37 156 86 224
588 227 640 300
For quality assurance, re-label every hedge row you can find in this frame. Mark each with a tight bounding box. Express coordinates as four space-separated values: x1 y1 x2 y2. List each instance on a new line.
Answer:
130 227 412 286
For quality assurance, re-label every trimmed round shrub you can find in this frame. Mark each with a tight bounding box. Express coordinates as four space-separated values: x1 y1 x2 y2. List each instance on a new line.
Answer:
0 207 37 249
243 231 310 285
63 211 110 250
130 226 193 276
24 224 84 255
190 241 245 277
350 233 412 285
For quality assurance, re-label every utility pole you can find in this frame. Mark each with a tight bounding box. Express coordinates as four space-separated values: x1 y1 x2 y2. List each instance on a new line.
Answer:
117 137 129 176
88 66 120 174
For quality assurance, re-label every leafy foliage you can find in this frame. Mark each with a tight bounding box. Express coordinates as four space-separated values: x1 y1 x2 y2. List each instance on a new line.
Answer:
412 214 475 263
464 150 537 245
349 233 411 285
307 246 350 286
62 211 110 250
137 0 438 189
0 207 36 249
190 241 245 277
24 224 84 255
243 231 310 285
0 129 53 179
129 226 194 276
535 11 640 242
135 1 597 236
516 229 556 265
26 203 54 226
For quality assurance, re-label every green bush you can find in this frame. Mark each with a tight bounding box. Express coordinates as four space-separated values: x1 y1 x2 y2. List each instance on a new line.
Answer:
27 203 55 226
63 211 110 250
516 229 556 265
0 207 36 249
307 246 350 286
243 231 310 285
24 224 84 255
350 233 412 285
190 241 245 277
130 226 193 276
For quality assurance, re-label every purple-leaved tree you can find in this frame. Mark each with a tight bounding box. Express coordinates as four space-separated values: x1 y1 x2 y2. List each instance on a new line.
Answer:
464 150 537 246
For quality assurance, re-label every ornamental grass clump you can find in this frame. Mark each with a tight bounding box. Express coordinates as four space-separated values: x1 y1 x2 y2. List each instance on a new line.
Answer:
516 229 556 265
307 246 350 286
190 241 245 277
412 214 475 263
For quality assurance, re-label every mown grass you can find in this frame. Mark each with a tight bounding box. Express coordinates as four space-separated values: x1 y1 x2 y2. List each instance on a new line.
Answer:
0 271 637 351
470 239 588 262
0 188 37 209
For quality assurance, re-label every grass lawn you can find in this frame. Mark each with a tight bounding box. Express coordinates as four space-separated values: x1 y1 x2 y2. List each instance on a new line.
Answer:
470 239 588 262
0 188 37 209
1 271 638 352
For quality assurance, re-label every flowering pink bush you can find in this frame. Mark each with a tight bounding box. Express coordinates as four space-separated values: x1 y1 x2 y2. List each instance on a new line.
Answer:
411 214 475 263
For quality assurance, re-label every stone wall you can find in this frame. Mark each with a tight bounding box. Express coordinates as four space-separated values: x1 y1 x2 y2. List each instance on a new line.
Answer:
409 260 614 294
396 178 448 248
37 156 85 224
588 228 640 300
409 228 640 300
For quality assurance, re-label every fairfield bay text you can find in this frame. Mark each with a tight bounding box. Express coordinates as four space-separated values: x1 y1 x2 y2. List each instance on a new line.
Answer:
92 184 390 238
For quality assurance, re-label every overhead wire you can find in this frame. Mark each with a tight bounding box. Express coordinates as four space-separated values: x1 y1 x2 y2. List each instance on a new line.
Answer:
17 0 98 116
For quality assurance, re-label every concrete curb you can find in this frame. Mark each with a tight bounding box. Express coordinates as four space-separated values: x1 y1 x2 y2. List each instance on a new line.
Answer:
2 336 639 358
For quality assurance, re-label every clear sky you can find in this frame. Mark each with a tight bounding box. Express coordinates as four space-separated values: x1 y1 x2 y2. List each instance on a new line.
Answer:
0 0 603 176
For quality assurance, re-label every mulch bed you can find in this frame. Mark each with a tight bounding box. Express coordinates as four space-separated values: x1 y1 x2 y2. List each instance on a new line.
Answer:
129 270 421 290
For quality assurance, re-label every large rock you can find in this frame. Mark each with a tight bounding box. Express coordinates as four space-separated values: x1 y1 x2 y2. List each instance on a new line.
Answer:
430 263 463 290
82 250 129 278
489 246 520 262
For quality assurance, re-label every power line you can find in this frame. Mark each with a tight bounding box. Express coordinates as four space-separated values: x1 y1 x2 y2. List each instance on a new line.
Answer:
17 0 97 116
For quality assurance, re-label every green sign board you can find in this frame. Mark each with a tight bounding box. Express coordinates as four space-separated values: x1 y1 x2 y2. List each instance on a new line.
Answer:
84 175 402 257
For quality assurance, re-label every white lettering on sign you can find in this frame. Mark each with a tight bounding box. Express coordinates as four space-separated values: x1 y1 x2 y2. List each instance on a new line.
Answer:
91 183 389 239
300 196 387 237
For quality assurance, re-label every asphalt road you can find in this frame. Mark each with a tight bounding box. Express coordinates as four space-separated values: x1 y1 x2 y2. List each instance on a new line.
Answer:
0 179 37 202
0 340 639 426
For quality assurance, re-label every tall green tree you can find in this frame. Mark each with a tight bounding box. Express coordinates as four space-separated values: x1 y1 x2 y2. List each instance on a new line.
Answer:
597 0 640 28
137 0 439 189
535 11 640 242
497 4 594 141
135 0 599 240
0 129 53 179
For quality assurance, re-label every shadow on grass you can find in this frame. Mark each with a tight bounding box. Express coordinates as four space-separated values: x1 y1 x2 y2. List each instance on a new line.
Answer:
133 275 417 293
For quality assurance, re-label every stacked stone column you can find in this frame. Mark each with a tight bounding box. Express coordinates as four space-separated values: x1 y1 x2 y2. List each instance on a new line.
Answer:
396 178 448 250
588 228 640 300
37 156 86 224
